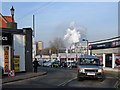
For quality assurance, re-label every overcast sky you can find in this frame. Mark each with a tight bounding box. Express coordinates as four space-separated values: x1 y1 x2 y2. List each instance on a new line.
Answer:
2 1 118 48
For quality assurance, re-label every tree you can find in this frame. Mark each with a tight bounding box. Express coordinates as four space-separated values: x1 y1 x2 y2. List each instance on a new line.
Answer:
40 37 66 55
49 37 66 54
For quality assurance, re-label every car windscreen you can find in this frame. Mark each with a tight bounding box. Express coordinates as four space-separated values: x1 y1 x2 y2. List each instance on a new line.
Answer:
79 58 100 65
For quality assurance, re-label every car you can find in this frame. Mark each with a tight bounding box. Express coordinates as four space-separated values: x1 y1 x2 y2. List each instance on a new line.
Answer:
60 61 67 68
46 61 54 67
52 61 60 68
67 62 72 68
77 55 104 82
43 61 49 67
71 61 78 68
38 60 43 66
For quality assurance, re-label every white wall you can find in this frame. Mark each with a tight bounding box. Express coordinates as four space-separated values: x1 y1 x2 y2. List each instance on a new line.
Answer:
112 53 115 68
14 34 25 72
103 54 105 67
0 46 3 69
32 44 36 61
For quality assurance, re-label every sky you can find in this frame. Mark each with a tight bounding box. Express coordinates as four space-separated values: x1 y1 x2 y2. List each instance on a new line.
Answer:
1 1 118 48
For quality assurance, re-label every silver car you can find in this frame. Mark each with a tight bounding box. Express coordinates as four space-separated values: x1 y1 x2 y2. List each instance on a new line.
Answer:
77 55 104 81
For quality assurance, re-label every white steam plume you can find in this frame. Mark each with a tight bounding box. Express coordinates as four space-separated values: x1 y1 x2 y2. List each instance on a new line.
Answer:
64 28 80 44
64 21 86 49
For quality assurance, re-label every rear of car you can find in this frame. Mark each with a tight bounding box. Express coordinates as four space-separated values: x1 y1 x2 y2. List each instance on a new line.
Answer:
77 55 104 81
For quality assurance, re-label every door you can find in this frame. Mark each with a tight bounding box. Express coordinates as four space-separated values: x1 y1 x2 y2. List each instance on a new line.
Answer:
105 54 112 68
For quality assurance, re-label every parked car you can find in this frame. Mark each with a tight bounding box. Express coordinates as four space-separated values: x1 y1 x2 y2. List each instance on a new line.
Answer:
42 61 54 67
43 61 49 67
67 62 72 68
60 61 67 68
52 61 60 68
47 61 54 67
77 55 104 82
71 61 78 68
38 60 43 66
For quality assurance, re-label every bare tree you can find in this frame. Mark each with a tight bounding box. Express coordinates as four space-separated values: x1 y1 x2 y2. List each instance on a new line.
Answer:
49 37 66 54
41 37 65 55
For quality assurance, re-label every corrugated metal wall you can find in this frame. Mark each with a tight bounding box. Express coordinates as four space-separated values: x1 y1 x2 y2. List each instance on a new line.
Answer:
14 34 25 72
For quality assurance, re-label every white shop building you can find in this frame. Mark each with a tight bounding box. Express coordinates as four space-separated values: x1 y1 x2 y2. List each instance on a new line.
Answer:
89 36 120 70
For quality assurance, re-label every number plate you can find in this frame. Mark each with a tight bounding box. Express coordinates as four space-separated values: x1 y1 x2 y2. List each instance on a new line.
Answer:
87 72 95 75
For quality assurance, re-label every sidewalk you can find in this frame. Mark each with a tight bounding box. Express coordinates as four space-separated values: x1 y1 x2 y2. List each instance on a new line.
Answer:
2 70 47 84
103 67 120 72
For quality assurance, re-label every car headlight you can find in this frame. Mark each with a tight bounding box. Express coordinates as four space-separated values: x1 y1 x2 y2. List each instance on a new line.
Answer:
98 69 103 72
79 68 84 72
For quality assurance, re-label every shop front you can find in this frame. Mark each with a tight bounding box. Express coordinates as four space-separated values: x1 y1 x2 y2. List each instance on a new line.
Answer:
1 28 33 74
0 33 12 74
89 37 120 70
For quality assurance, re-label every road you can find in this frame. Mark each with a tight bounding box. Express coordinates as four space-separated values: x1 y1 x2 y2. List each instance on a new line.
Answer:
2 67 119 88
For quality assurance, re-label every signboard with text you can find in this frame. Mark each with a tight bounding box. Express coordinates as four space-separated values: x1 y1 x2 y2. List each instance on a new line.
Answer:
14 55 20 72
89 40 120 50
1 33 12 45
4 47 9 74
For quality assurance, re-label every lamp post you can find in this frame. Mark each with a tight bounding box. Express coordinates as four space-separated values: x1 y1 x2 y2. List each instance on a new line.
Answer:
83 39 88 55
10 6 15 22
10 6 15 70
74 42 78 61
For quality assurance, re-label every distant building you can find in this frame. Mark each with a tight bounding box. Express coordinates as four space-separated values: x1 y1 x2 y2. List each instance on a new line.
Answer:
77 43 87 55
37 41 43 51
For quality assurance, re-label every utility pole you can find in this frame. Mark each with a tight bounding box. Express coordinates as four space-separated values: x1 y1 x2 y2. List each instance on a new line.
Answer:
33 15 35 37
83 39 88 55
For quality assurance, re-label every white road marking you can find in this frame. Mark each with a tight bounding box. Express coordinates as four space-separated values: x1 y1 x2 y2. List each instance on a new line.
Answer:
57 77 77 86
114 80 120 88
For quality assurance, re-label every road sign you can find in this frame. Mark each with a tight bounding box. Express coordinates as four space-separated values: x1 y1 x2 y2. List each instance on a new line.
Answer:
8 70 15 77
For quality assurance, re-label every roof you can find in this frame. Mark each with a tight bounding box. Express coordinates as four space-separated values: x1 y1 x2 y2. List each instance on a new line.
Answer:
89 36 120 44
0 13 15 28
80 55 98 59
3 16 15 22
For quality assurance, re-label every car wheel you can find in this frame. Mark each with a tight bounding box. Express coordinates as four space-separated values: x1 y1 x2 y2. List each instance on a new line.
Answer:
77 74 83 81
98 75 104 82
98 78 104 82
77 76 83 81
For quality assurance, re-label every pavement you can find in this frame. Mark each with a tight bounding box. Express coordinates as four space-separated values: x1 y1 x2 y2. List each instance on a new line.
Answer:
2 69 47 84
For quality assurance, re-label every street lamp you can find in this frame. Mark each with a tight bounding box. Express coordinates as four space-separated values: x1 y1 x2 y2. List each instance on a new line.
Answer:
10 6 15 70
74 42 79 61
10 6 15 22
82 39 88 55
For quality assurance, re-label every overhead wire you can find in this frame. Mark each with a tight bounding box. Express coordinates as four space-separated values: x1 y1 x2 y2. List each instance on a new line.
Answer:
16 0 57 21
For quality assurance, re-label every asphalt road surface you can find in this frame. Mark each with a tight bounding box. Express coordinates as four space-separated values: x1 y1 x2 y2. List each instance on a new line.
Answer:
2 67 119 88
